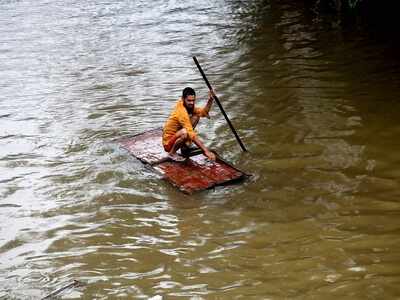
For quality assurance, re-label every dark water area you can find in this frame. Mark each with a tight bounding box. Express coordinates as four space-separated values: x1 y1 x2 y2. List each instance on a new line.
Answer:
1 0 400 299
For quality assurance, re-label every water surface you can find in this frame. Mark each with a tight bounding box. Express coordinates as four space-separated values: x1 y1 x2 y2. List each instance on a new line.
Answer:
1 0 400 298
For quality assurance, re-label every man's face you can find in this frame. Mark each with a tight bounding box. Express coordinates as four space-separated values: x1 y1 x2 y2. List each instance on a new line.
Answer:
184 95 195 110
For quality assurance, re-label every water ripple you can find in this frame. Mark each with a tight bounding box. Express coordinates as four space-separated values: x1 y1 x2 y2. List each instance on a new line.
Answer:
1 0 400 299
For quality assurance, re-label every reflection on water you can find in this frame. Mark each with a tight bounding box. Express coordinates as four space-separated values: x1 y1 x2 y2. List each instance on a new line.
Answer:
1 0 400 298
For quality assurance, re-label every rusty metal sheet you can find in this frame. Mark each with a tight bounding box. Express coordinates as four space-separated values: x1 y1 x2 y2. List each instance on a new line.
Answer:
119 128 167 165
119 128 248 193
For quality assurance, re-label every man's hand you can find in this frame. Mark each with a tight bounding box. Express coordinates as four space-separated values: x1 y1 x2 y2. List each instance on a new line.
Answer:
204 150 216 161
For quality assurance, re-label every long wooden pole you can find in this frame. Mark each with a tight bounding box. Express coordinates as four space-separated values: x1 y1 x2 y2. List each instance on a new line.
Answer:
193 56 247 152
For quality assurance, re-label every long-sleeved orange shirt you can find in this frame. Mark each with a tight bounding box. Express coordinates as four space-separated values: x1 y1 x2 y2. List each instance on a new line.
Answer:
163 98 208 146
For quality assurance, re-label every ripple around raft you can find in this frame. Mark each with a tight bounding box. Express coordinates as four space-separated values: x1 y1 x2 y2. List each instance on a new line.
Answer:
1 0 400 299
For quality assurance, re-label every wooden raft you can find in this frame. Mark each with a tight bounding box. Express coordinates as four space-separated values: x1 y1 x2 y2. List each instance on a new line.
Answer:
119 128 248 193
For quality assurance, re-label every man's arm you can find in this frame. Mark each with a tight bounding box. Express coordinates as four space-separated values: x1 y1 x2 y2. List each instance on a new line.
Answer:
202 90 215 116
193 135 216 161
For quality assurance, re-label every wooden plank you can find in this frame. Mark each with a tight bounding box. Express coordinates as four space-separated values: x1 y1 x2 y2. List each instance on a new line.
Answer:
118 128 248 193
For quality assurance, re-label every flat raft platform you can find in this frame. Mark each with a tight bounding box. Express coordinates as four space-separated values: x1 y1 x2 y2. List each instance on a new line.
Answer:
119 128 248 193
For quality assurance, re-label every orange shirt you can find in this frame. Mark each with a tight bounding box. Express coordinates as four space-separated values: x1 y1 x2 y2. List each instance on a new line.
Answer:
163 98 208 146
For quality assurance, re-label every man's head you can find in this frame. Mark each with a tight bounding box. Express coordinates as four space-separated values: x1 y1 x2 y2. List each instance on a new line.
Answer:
182 87 196 111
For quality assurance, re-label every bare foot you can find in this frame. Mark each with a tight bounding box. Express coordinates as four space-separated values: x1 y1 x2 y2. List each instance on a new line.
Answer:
168 153 186 162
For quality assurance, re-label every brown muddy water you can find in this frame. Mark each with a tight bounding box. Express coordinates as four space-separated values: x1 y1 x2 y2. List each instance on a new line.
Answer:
1 0 400 299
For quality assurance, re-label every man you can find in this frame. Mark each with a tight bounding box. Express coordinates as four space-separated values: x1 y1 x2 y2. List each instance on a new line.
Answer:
163 87 216 162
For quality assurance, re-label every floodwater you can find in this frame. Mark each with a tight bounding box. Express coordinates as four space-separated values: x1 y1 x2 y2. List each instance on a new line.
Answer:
1 0 400 298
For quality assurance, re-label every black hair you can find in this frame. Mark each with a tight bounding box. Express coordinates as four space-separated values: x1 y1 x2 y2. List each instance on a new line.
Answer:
182 87 196 99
